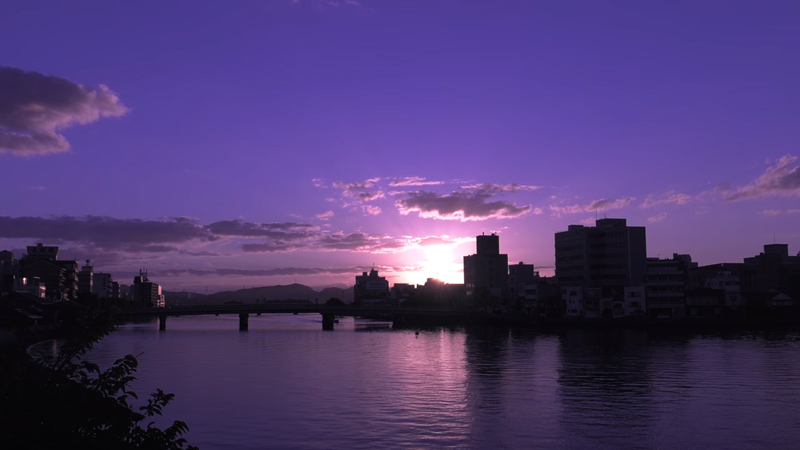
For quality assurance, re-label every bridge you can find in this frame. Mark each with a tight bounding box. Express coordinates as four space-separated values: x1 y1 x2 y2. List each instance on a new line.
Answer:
115 304 476 331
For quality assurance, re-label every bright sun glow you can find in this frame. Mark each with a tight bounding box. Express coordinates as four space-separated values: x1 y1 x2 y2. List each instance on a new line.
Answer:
418 245 463 285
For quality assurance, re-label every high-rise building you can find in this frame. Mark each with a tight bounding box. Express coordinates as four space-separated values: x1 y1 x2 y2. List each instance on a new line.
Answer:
131 269 164 308
93 272 119 299
555 218 647 288
354 268 389 304
78 260 93 295
463 233 509 299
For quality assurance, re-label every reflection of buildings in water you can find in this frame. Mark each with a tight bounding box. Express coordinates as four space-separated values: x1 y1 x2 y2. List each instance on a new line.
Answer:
556 329 690 449
463 328 564 447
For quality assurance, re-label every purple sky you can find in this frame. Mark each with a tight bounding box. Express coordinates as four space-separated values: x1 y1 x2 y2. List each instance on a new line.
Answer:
2 0 799 292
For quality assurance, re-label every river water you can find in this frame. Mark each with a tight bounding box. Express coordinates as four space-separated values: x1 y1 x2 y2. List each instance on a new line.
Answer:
33 314 800 449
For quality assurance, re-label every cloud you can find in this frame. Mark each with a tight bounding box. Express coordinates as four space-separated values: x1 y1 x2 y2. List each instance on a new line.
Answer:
550 197 635 215
206 219 316 239
389 177 444 187
332 178 380 191
760 210 782 216
789 209 800 214
362 205 381 215
242 231 408 254
414 235 470 247
332 177 385 213
396 187 531 221
316 232 404 252
647 213 668 223
0 67 129 155
724 155 800 201
641 192 692 208
355 191 384 201
459 183 541 192
316 211 334 220
312 178 326 188
0 214 474 260
0 215 213 250
533 207 543 215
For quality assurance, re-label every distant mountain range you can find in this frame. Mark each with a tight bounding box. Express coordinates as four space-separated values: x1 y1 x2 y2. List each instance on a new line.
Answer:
164 283 353 306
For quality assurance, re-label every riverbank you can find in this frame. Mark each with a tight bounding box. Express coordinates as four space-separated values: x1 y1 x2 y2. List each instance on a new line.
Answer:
394 312 800 331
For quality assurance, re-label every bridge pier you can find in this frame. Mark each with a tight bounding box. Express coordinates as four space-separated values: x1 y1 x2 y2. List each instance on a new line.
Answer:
159 315 167 331
239 313 249 331
321 313 335 331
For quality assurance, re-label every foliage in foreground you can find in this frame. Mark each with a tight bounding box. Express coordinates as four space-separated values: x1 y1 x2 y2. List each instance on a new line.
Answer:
0 307 198 450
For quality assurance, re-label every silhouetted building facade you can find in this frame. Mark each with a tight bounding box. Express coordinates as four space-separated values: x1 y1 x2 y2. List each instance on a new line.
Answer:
78 260 93 295
464 233 509 299
741 244 800 298
645 254 695 318
93 272 120 299
508 262 536 299
555 218 647 287
19 243 79 301
354 268 389 304
0 250 18 296
131 269 164 308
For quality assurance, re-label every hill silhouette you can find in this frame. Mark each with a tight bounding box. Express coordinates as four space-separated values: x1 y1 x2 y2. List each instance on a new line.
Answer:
164 283 353 306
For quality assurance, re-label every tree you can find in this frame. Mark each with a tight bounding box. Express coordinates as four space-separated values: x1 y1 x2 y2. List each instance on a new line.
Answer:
0 306 197 450
325 297 345 306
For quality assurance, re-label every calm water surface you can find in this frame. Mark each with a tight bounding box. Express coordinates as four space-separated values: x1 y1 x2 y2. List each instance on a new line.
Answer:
35 314 800 449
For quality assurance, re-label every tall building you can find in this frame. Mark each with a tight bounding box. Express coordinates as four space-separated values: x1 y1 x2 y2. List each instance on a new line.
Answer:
555 218 647 288
131 269 164 308
93 272 119 299
78 260 94 295
463 233 509 299
354 268 389 304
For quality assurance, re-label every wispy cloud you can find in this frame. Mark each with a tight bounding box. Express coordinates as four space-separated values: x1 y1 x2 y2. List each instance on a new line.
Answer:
362 205 381 215
550 197 635 215
641 192 691 208
0 67 128 155
459 183 541 192
647 213 668 223
724 155 800 201
316 211 334 220
354 191 384 201
412 235 472 247
389 177 444 187
332 178 380 191
760 210 782 216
